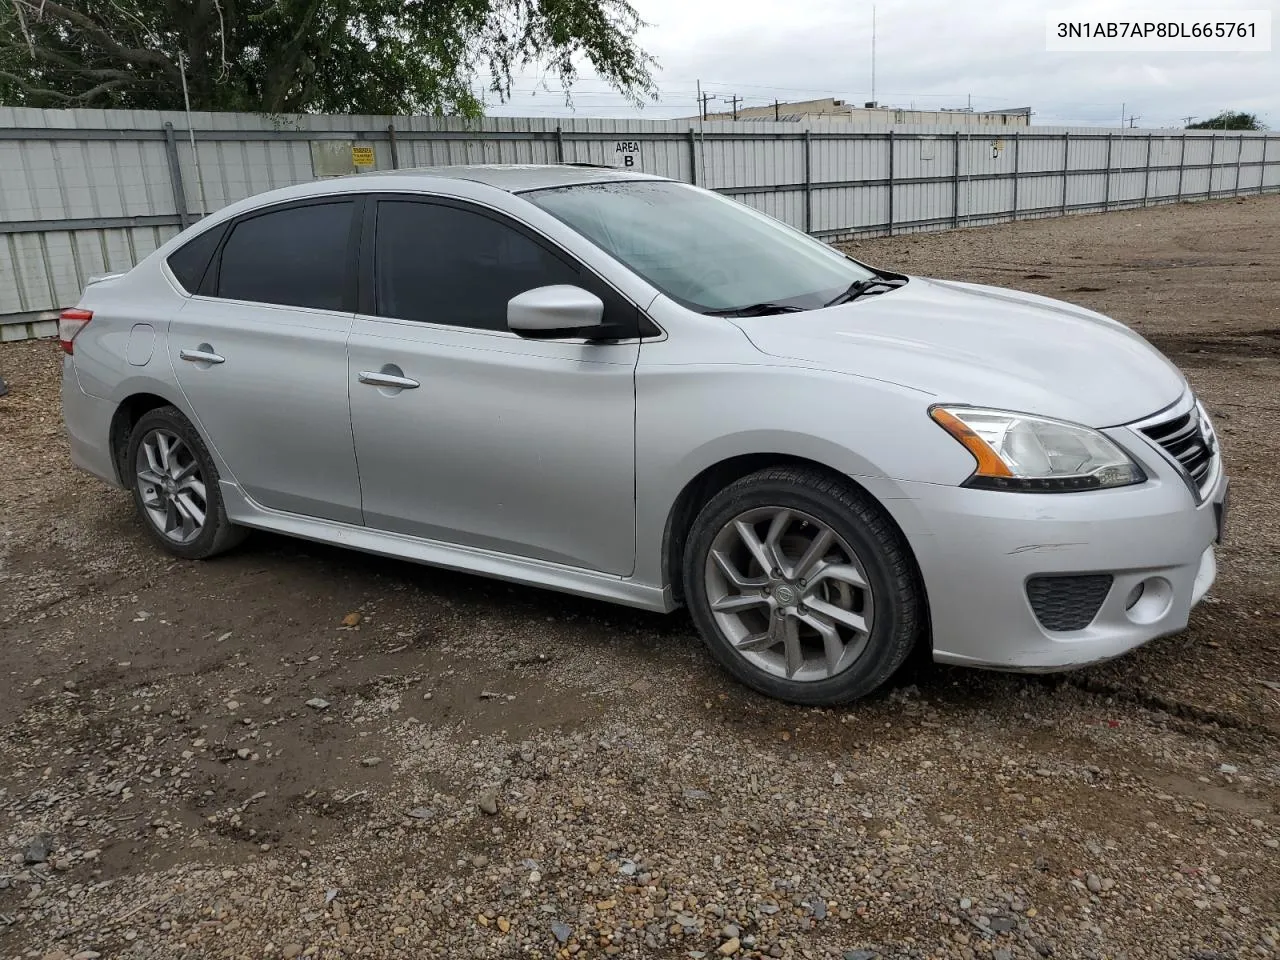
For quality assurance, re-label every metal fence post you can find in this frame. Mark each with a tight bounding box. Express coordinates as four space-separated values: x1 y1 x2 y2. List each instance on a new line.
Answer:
1142 133 1152 207
1060 132 1070 216
1207 134 1216 200
953 131 962 227
387 123 400 169
803 129 813 233
1176 136 1186 201
1234 135 1244 195
555 125 565 164
1261 137 1269 195
1103 133 1113 211
887 130 895 236
1011 132 1019 221
162 121 190 229
688 129 698 185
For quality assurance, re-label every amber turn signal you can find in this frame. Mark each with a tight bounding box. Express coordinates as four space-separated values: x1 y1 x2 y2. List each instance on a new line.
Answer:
929 407 1013 478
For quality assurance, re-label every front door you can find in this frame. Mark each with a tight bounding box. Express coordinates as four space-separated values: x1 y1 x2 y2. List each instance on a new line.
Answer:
170 198 363 524
346 197 638 574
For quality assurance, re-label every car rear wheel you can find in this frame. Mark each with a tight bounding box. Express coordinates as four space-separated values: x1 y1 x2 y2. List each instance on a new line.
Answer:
683 466 923 705
127 406 246 560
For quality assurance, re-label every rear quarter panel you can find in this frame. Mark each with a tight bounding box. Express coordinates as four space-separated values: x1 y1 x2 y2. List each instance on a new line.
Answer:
63 259 208 484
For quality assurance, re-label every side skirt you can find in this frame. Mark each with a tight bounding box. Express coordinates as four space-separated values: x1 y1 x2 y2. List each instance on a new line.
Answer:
220 481 676 613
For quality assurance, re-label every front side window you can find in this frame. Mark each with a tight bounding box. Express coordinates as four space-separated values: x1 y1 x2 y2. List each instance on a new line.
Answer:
524 180 879 314
373 199 581 331
216 201 354 310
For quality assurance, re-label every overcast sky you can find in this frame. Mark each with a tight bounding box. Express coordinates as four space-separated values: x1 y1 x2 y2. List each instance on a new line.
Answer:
486 0 1278 129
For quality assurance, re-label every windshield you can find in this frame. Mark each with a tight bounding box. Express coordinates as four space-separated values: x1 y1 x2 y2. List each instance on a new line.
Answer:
523 180 879 314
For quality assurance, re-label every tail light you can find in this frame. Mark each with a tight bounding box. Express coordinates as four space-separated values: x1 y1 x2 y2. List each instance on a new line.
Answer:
59 308 93 354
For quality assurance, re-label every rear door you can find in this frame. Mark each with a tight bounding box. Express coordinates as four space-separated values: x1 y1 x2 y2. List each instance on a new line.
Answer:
346 196 639 574
170 197 364 524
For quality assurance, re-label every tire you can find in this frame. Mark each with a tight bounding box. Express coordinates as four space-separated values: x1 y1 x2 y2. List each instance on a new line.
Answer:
682 466 923 705
126 405 246 560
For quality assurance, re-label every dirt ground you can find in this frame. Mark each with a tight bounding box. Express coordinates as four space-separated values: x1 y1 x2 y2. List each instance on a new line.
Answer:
1 195 1278 960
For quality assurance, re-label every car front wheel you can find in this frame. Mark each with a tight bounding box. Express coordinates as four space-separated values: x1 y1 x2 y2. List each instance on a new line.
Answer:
683 466 923 705
126 406 246 560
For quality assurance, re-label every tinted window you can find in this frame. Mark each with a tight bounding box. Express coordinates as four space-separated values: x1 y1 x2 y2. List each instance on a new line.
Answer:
374 200 579 331
217 201 354 310
166 223 225 294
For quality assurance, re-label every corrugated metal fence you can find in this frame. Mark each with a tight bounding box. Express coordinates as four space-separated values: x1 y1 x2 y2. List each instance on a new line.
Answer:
2 107 1277 340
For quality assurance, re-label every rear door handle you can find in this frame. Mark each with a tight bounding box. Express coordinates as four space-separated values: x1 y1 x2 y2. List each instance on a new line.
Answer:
179 348 225 364
358 370 420 389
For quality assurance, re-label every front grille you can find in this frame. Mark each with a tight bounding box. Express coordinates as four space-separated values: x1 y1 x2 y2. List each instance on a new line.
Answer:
1140 402 1218 495
1026 575 1113 632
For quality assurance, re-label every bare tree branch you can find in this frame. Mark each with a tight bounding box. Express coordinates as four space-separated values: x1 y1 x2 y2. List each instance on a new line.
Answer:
0 68 75 101
211 0 227 77
0 38 136 79
8 0 36 55
76 76 133 100
11 0 180 77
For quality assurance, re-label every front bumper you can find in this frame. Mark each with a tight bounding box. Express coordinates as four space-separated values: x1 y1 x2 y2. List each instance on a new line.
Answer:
865 420 1226 672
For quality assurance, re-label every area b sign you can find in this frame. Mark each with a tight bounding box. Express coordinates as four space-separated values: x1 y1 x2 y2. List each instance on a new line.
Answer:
612 140 640 168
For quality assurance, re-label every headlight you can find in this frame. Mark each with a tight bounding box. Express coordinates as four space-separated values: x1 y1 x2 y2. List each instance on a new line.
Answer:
930 405 1146 492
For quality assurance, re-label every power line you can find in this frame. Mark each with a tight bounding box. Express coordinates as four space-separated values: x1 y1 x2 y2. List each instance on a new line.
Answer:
506 72 1178 114
497 77 1219 128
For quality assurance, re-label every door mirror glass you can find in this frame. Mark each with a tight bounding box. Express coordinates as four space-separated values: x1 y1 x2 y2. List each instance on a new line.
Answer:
508 285 605 339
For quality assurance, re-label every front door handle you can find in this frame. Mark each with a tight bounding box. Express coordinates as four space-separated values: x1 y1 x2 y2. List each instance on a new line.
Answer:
179 347 225 364
358 370 420 390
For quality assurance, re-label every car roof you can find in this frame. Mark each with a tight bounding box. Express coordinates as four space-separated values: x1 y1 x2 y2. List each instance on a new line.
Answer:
374 164 668 193
166 164 673 249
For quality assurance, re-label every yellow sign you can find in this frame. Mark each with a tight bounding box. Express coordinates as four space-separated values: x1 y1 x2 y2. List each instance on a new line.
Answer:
351 145 375 167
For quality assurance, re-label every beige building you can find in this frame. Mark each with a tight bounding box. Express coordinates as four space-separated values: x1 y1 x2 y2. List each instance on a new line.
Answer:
698 97 1032 128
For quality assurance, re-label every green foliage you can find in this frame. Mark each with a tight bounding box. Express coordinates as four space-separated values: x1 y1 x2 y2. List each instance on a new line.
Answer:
1186 111 1264 131
0 0 657 116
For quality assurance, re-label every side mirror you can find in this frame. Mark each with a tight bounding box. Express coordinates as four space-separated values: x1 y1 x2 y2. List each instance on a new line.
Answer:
507 285 605 339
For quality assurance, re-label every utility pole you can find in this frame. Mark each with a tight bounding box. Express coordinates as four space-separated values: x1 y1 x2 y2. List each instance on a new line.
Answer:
871 4 877 105
1120 102 1125 128
726 95 742 120
696 79 707 186
698 88 715 121
1127 115 1141 128
1181 115 1197 127
774 99 780 122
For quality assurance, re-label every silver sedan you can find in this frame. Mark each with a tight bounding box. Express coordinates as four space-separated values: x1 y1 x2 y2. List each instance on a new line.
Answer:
60 165 1227 704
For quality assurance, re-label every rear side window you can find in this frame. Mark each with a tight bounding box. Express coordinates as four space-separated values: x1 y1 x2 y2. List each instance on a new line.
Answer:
374 199 579 331
166 224 225 294
216 201 355 310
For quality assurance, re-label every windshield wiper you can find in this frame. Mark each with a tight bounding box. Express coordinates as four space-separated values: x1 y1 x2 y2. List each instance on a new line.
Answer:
702 302 805 317
823 275 908 308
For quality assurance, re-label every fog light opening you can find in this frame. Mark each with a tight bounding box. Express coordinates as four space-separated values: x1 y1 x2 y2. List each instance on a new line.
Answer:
1125 577 1174 625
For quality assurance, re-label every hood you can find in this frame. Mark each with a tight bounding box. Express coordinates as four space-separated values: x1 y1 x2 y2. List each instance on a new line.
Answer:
731 277 1186 427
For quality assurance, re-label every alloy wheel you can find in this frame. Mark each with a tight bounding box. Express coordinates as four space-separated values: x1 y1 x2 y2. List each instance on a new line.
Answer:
703 506 875 682
135 428 207 545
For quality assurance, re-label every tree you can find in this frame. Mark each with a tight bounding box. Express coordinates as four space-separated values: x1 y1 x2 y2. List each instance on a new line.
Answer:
0 0 657 116
1187 111 1264 131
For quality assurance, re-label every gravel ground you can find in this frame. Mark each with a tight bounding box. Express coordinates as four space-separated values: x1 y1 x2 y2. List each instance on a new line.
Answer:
1 195 1278 960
